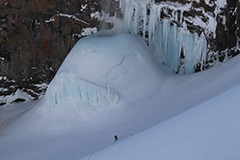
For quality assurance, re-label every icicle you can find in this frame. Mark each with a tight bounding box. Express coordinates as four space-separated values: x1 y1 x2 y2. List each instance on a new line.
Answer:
117 0 208 74
142 4 147 40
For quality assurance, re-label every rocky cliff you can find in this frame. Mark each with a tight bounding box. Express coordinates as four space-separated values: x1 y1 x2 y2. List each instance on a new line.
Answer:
0 0 101 104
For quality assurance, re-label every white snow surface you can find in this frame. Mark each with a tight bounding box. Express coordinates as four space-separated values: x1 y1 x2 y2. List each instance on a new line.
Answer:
81 81 240 160
1 33 240 160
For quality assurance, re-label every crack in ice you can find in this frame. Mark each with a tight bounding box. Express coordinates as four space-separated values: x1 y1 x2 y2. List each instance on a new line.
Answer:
106 53 139 81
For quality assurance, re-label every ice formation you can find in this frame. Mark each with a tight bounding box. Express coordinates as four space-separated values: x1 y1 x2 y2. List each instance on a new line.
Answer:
45 33 161 111
46 74 119 107
115 0 209 74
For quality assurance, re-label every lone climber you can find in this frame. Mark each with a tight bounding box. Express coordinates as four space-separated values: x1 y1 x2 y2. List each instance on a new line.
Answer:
114 135 118 141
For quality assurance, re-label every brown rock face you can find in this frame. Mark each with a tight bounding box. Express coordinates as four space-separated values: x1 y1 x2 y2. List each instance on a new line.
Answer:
215 0 239 55
0 0 101 99
202 0 240 69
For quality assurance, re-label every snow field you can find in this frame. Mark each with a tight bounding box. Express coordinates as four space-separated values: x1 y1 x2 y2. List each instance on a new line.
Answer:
81 81 240 160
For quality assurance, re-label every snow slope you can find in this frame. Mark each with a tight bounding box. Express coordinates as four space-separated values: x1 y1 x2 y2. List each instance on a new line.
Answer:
1 33 240 160
81 81 240 160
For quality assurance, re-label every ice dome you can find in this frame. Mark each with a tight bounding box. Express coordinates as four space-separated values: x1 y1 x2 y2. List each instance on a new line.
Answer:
44 33 162 112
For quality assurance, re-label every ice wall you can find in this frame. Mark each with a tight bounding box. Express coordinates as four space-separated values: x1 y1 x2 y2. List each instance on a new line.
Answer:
117 0 208 74
46 73 119 108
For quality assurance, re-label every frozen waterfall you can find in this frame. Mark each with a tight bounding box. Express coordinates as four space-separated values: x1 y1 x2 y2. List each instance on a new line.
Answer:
112 0 208 74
